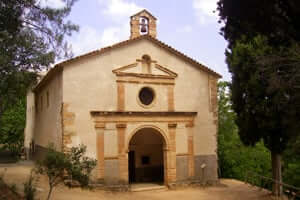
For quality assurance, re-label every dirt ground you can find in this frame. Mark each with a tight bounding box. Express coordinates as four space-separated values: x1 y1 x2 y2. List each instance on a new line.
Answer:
0 161 274 200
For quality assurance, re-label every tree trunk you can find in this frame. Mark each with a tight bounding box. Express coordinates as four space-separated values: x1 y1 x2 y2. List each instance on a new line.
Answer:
271 151 283 196
46 186 53 200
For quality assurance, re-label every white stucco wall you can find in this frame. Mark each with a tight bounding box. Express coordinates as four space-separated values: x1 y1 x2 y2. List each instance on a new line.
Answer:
34 72 63 150
61 38 217 159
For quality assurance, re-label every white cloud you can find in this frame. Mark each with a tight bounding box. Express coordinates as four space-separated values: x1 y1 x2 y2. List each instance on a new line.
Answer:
70 26 103 55
100 23 129 46
176 25 193 33
99 0 143 20
70 23 130 56
193 0 218 24
69 0 143 56
39 0 66 9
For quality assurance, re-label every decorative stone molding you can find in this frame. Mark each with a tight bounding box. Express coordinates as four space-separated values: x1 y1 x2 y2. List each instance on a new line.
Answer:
185 121 194 128
91 111 197 124
90 113 196 186
116 123 127 129
168 123 177 129
95 123 105 129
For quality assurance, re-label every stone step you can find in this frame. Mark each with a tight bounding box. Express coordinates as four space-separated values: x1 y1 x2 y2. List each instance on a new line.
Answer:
130 184 168 192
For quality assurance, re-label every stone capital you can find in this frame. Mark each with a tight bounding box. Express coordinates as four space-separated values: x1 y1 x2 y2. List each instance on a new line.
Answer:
185 121 194 128
116 123 127 129
168 123 177 128
95 123 105 129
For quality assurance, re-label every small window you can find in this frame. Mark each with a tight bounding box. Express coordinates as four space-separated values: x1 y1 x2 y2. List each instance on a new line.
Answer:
46 91 49 108
139 87 155 106
141 156 150 165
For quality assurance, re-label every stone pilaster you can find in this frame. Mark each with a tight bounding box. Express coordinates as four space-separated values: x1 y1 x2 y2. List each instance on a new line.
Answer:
116 123 128 183
117 82 125 111
95 123 105 180
168 85 174 111
166 123 177 185
186 122 195 177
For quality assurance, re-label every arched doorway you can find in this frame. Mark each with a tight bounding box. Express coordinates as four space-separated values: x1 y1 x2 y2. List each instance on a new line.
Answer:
128 128 165 183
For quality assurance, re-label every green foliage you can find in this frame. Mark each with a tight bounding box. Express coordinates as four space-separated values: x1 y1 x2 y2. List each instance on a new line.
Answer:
0 0 79 73
218 81 271 186
227 36 300 154
36 144 97 200
217 0 300 195
0 98 26 156
0 71 36 158
283 136 300 188
0 0 79 129
24 171 37 200
217 0 300 47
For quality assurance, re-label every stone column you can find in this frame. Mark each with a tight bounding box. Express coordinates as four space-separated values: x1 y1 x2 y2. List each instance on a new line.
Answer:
117 123 128 184
186 122 195 178
95 123 105 180
166 123 177 185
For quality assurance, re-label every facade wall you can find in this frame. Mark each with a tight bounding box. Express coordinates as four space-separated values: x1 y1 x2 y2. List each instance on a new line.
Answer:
58 38 218 184
34 71 63 152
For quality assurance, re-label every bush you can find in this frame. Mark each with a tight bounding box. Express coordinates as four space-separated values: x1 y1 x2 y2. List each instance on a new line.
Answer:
36 144 96 200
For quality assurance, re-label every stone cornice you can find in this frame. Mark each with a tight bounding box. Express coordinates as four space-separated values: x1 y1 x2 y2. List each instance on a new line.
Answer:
91 111 197 117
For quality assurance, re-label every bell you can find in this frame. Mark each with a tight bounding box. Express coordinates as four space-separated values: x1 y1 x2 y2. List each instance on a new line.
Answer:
140 19 148 33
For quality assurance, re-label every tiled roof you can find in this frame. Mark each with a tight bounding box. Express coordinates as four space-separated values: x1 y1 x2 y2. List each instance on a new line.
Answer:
34 35 222 91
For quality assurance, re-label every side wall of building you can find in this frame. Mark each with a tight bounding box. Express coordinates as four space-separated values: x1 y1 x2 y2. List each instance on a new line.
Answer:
33 71 63 159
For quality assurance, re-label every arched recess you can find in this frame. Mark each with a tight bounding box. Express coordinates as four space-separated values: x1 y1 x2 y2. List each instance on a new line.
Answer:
125 125 169 151
126 125 169 184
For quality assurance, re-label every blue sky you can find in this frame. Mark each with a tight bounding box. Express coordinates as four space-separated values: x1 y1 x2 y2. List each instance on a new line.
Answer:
41 0 230 80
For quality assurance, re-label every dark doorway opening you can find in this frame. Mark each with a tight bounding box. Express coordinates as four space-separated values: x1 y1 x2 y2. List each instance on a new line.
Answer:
128 128 164 183
129 151 135 183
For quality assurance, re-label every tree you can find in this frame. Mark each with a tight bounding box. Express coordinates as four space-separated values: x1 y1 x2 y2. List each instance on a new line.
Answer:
0 0 79 113
224 35 300 195
217 1 300 196
217 0 300 47
0 98 26 156
36 144 97 200
0 0 79 152
218 81 271 185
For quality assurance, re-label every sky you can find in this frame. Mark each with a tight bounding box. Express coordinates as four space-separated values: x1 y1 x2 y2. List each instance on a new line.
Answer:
41 0 230 81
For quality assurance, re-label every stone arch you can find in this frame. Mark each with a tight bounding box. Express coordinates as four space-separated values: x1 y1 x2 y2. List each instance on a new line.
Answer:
126 125 171 184
125 125 170 152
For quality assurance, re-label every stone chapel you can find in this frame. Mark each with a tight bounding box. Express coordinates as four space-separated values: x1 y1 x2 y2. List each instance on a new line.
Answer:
24 9 221 187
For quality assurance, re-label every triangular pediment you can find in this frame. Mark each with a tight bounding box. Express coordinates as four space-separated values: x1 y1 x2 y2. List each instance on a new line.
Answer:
112 61 177 79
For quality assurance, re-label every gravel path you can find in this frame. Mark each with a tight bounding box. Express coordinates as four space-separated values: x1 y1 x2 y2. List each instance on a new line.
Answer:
0 161 273 200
